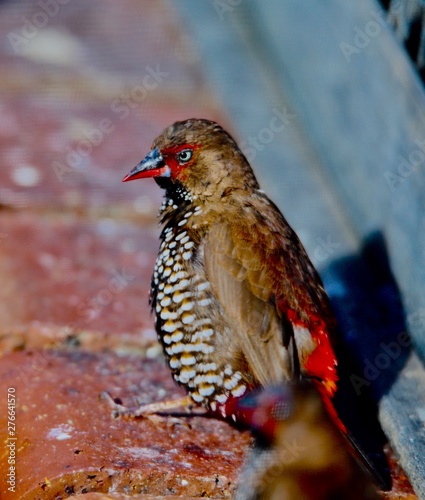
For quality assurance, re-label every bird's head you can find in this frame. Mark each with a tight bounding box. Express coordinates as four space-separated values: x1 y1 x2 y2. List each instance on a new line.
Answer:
123 119 259 203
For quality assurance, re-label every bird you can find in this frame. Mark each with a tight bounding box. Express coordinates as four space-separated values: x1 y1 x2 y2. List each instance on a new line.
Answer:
233 382 380 500
122 118 391 490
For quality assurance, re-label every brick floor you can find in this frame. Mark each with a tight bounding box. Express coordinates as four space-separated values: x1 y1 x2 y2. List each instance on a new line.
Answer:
0 2 246 498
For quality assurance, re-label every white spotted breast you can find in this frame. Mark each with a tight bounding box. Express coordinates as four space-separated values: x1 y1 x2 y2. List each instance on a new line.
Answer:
150 205 247 409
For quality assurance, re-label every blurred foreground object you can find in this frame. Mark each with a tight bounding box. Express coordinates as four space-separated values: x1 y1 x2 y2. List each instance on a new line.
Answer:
233 383 380 500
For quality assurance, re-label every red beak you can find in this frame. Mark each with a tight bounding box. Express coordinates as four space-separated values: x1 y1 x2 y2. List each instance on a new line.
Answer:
122 148 170 182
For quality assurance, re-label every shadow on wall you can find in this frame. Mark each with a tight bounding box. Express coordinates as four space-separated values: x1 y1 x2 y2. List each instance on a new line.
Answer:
322 231 411 404
317 232 411 489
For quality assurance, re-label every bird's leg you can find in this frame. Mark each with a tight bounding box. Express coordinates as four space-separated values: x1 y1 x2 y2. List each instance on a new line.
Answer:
124 395 195 417
100 392 198 421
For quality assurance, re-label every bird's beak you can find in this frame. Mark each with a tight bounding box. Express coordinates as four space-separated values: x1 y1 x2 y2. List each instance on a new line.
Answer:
122 147 171 182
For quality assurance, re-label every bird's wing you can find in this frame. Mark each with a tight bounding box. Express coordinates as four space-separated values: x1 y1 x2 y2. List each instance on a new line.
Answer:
202 200 391 490
202 198 338 394
202 220 294 387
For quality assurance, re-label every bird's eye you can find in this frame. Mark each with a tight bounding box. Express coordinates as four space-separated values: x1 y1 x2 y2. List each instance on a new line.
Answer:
177 149 193 163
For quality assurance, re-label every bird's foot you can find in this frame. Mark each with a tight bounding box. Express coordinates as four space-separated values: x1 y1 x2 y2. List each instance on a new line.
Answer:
100 392 198 426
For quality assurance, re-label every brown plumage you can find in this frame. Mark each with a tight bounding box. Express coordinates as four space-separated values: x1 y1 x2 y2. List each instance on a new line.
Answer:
122 118 390 490
124 119 336 408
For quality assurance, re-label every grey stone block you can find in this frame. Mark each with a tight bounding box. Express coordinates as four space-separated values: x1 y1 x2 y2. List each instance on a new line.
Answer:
175 0 425 495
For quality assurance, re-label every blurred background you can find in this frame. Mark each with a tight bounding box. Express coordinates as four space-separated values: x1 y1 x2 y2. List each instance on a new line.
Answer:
0 1 424 498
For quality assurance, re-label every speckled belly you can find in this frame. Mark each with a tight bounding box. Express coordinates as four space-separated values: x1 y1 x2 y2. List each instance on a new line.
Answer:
151 217 247 409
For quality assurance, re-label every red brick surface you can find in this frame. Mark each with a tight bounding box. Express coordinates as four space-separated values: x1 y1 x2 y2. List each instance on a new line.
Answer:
0 2 245 498
0 211 158 335
0 1 417 498
0 348 250 499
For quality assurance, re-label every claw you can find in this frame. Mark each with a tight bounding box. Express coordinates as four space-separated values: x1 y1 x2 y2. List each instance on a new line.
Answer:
99 391 132 418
